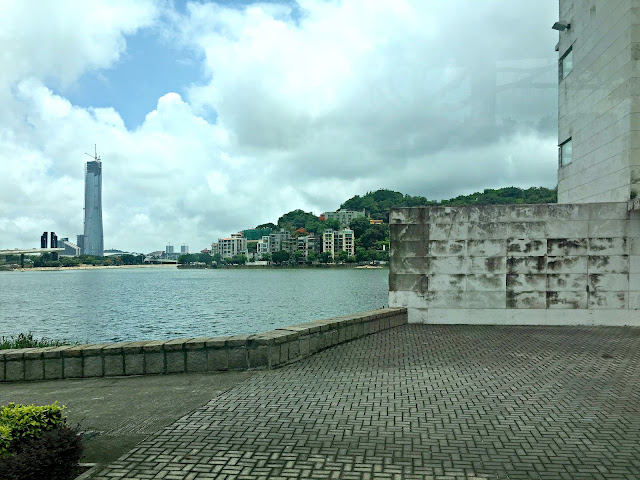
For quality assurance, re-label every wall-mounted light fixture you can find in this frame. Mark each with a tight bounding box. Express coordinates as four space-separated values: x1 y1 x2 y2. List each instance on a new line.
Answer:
552 21 571 31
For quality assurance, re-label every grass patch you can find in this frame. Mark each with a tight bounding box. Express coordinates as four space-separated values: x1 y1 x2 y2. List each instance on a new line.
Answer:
0 333 74 350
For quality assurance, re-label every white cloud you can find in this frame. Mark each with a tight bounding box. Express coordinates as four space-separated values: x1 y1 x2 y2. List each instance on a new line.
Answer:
0 0 158 89
0 0 560 252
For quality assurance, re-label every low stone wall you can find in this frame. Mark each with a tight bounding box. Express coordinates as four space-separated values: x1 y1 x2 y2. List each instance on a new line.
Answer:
0 308 406 382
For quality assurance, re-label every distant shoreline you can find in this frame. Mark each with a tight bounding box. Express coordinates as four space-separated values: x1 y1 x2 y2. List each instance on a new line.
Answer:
7 264 177 272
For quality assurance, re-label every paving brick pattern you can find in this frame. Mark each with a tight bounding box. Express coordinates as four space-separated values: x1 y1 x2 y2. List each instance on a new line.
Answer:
94 325 640 479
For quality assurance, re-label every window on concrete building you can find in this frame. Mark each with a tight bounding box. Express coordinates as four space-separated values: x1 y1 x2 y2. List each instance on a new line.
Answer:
559 47 573 82
559 138 572 167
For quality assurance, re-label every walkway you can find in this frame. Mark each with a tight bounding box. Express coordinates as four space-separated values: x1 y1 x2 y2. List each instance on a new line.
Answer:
87 324 640 479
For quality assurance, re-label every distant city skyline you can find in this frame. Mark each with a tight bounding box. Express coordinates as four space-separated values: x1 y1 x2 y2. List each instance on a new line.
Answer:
0 1 559 253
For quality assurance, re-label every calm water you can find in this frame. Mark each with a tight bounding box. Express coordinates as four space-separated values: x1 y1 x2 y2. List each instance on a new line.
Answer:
0 267 389 343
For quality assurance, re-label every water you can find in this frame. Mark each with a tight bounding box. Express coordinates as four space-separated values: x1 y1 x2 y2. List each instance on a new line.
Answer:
0 267 389 343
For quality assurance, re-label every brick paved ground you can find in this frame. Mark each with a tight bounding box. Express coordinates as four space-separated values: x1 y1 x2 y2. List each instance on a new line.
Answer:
93 325 640 479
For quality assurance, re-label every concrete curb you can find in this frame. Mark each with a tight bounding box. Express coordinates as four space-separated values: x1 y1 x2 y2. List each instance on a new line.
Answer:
0 308 407 382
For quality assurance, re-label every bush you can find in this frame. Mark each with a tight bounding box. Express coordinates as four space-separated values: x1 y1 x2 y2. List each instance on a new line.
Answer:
0 333 72 350
0 424 83 480
0 403 66 453
0 403 82 480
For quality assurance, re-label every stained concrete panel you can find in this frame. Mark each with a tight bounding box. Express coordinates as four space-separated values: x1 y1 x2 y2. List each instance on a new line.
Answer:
506 274 547 292
589 291 629 309
468 222 509 240
507 239 547 257
547 274 588 292
467 239 507 257
424 291 465 309
429 223 468 241
589 237 629 255
588 255 630 274
428 240 466 256
469 256 506 274
547 256 588 274
466 274 505 292
428 274 466 292
546 221 589 238
507 256 547 274
508 222 547 239
589 219 629 237
506 291 546 309
547 238 588 256
588 274 630 291
428 257 470 274
547 291 589 309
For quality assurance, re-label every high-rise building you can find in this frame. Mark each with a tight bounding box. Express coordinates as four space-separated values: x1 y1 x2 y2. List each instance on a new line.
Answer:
82 149 104 256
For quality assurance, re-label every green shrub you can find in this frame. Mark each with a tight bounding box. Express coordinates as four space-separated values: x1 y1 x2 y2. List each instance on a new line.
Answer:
0 403 83 480
0 402 65 455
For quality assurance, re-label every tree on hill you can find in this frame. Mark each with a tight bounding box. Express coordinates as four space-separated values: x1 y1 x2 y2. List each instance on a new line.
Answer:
276 209 338 234
255 222 277 229
340 189 433 222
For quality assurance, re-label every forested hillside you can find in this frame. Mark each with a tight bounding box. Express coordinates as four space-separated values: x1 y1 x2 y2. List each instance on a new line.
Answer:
340 186 556 222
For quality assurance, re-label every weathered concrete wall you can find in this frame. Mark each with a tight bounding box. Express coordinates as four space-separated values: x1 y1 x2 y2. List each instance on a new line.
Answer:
389 203 640 325
557 0 640 203
0 308 407 382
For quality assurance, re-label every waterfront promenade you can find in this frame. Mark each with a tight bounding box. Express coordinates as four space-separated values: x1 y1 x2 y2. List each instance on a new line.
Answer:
3 324 640 479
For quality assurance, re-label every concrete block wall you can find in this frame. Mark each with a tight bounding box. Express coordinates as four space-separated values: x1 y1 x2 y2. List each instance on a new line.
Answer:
0 308 407 382
389 204 640 325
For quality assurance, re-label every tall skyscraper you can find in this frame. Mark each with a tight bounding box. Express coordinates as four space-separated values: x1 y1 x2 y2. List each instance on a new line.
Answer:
83 147 104 256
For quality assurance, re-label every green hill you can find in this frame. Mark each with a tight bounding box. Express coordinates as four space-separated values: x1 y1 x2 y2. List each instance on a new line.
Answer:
340 186 556 223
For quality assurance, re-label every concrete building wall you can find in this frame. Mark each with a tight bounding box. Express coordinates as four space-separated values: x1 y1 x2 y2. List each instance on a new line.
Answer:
557 0 640 203
388 204 640 325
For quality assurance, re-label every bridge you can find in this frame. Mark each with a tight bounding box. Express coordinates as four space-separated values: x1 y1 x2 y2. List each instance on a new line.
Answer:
0 248 64 268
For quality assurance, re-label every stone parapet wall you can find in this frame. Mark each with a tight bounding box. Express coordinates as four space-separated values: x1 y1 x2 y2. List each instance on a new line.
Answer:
0 308 406 382
389 203 640 325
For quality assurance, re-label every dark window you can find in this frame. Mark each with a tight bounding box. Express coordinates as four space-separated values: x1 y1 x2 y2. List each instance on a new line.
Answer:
559 138 572 167
559 47 573 82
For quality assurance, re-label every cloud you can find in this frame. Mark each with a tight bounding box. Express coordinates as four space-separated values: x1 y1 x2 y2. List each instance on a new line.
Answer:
0 0 158 89
0 1 560 253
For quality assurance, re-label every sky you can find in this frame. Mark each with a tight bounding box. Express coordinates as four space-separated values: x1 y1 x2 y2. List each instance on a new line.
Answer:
0 0 560 253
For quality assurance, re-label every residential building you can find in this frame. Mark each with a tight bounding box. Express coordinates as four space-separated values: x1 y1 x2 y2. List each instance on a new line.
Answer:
369 219 383 225
322 209 367 227
181 244 189 254
256 236 271 257
297 234 321 259
214 233 248 259
322 228 355 259
557 0 640 203
269 229 295 253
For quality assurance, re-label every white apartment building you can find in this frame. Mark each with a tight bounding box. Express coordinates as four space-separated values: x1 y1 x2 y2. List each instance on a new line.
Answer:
322 228 355 259
214 233 248 259
256 235 271 257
